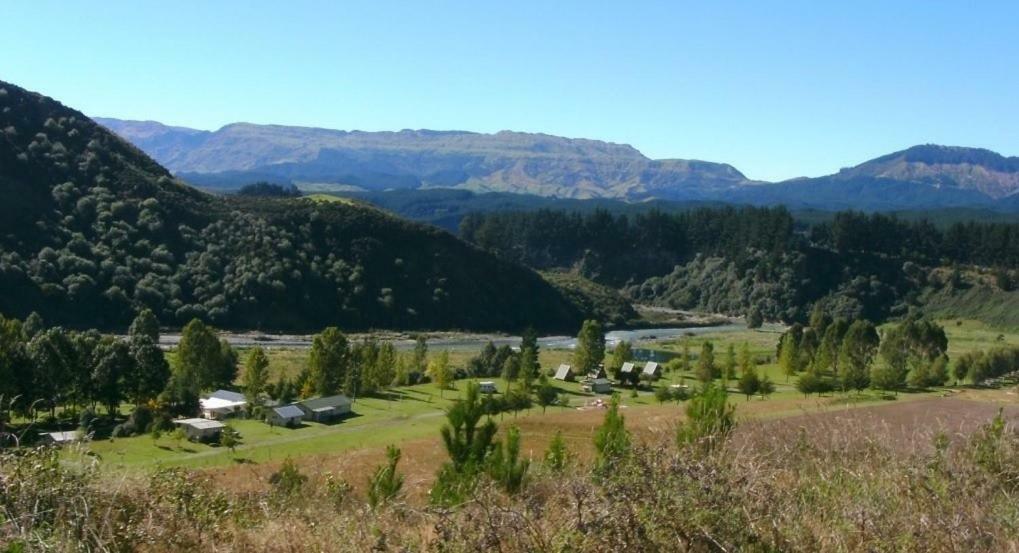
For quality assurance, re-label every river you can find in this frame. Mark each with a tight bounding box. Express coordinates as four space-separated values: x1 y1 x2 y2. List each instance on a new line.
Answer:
156 322 784 352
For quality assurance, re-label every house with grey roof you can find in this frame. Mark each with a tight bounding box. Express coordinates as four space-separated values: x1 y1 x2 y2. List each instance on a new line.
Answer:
583 378 612 394
298 394 353 422
267 404 305 427
173 418 226 441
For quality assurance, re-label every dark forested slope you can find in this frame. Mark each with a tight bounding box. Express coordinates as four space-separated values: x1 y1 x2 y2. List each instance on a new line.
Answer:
0 81 582 332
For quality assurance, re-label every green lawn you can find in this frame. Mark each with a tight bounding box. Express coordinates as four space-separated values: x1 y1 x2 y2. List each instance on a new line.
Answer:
76 319 1013 472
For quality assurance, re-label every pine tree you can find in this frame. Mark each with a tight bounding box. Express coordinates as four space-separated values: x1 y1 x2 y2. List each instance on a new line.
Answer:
676 383 735 451
487 426 529 494
737 363 760 400
722 343 737 386
593 395 630 471
368 445 404 508
778 333 800 381
431 382 498 505
543 430 570 473
695 341 716 385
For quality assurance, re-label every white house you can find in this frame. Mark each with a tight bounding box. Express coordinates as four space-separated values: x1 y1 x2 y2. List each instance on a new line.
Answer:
267 404 304 427
174 418 225 441
200 389 247 419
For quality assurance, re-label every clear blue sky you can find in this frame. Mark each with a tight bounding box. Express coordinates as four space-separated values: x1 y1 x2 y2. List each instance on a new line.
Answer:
4 1 1017 181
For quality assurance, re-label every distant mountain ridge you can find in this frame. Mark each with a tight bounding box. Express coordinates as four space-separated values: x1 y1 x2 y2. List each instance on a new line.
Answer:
95 118 752 200
96 117 1019 210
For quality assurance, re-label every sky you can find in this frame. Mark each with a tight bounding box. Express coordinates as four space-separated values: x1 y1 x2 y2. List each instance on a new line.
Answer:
3 1 1018 181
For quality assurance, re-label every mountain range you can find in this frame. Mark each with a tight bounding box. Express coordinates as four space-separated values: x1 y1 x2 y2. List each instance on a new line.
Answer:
96 117 1019 211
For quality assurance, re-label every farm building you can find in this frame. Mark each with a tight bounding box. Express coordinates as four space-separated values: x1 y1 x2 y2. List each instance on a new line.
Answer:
298 394 353 422
553 364 574 381
583 378 612 394
40 430 79 445
479 381 497 394
199 389 247 419
642 362 662 380
173 418 225 441
267 404 304 427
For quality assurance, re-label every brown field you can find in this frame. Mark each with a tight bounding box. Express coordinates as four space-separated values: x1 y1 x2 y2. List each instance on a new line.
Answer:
202 389 1017 504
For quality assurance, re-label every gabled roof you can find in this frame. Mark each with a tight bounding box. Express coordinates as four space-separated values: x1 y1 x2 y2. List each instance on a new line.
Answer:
620 362 636 373
208 389 245 402
300 394 352 411
273 404 304 419
554 364 572 379
44 430 79 442
642 362 661 375
174 418 225 430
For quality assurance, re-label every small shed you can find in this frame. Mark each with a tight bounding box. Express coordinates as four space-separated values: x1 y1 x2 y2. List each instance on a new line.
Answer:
174 418 225 441
587 364 607 380
479 381 497 394
267 404 304 427
200 389 247 420
642 361 662 380
40 430 79 445
620 362 636 375
584 378 612 394
298 394 353 422
553 364 574 382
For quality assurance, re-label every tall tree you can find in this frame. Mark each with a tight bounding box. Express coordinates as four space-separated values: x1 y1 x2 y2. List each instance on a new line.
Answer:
243 347 270 406
778 332 800 381
722 343 737 386
308 327 349 396
412 334 429 374
428 350 453 397
573 320 606 376
695 341 716 385
519 345 538 390
91 338 132 415
177 319 223 391
127 337 169 405
838 320 878 393
128 308 160 343
737 362 760 400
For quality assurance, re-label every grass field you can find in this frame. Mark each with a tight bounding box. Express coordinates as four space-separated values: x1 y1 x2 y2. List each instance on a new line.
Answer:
70 318 1019 484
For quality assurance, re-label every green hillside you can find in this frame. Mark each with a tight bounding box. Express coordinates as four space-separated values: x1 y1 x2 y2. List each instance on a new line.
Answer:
0 81 582 332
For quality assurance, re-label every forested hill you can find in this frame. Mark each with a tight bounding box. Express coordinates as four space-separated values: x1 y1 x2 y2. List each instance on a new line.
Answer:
0 80 583 332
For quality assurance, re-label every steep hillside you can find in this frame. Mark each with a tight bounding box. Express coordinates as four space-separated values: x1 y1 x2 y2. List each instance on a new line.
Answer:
95 118 751 200
0 81 582 332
